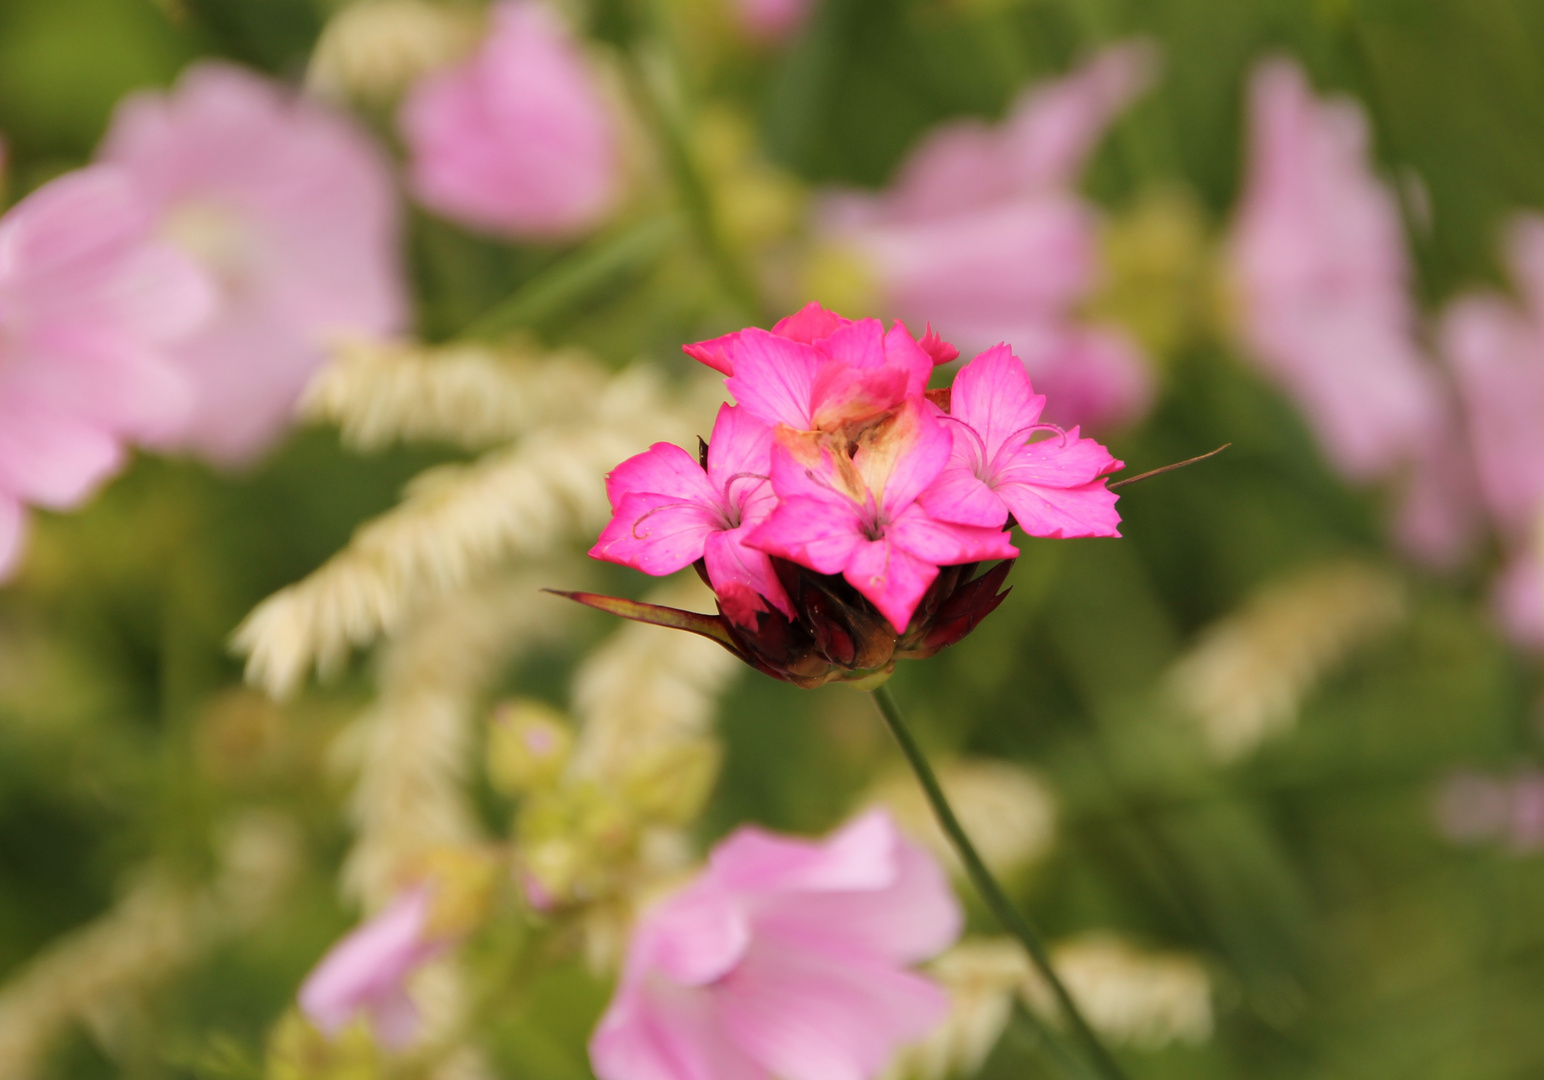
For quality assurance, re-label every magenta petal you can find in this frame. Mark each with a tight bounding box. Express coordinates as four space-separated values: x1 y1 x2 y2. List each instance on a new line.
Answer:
684 331 743 376
771 302 852 344
591 492 721 575
887 506 1019 569
918 462 1009 528
949 344 1045 462
997 476 1121 539
704 404 777 493
716 939 949 1080
843 540 939 634
726 330 824 429
746 495 864 577
857 398 952 516
705 528 792 623
606 441 722 510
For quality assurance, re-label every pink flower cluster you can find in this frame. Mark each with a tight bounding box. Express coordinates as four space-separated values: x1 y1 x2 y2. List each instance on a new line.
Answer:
0 63 405 581
1228 56 1544 649
816 44 1158 434
591 809 961 1080
591 303 1123 639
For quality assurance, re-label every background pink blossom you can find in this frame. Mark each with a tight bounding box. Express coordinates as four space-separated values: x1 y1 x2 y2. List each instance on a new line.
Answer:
816 43 1157 433
0 166 213 579
1227 57 1442 482
590 810 960 1080
401 0 621 241
100 62 406 466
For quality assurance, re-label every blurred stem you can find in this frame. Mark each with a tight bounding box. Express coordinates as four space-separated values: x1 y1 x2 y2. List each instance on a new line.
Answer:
616 48 770 323
460 215 683 339
869 684 1134 1080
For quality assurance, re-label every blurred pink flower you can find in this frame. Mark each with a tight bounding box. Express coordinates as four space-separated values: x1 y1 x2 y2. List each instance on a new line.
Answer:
0 166 214 579
1226 58 1442 482
734 0 813 44
1435 769 1544 853
401 0 621 241
299 886 447 1050
100 62 406 466
1438 215 1544 544
590 809 961 1080
1492 554 1544 653
816 43 1157 433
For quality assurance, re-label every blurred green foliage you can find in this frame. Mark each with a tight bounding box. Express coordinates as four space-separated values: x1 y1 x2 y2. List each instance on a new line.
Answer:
3 0 1544 1078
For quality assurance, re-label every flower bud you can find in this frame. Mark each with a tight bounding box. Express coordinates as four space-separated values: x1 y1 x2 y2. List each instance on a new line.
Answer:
487 699 573 795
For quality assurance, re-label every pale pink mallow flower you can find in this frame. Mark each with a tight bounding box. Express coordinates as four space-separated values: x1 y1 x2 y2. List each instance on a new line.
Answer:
0 166 214 579
1439 215 1544 545
1435 769 1544 853
920 344 1123 538
100 62 407 466
749 398 1019 634
590 809 961 1080
1226 58 1443 482
1493 554 1544 654
400 0 621 241
734 0 814 44
298 886 448 1049
816 44 1157 433
591 403 793 629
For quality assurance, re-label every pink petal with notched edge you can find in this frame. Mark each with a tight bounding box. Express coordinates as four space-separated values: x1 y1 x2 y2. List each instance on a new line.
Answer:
0 497 24 582
605 441 722 512
997 475 1121 539
704 403 776 492
591 492 722 576
716 940 948 1080
683 332 740 376
843 540 940 634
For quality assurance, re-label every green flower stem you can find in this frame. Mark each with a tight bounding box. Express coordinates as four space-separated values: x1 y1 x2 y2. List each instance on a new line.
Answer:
869 683 1134 1080
460 215 683 339
616 50 770 324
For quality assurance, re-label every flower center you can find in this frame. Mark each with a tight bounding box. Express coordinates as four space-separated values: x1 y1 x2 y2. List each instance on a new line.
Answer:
162 201 259 297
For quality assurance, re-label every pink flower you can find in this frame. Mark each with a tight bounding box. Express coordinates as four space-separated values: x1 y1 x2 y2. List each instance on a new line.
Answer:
591 403 792 628
724 318 937 437
734 0 814 44
1226 58 1442 481
1439 215 1544 544
298 886 448 1049
1492 553 1544 653
400 0 621 240
0 166 214 579
99 62 406 466
1434 769 1544 853
590 809 961 1080
919 344 1122 537
748 398 1019 633
816 44 1157 432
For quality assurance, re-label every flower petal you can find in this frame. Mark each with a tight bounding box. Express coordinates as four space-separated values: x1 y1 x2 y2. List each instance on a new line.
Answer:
717 937 949 1080
591 981 768 1080
996 477 1121 539
726 330 824 429
948 344 1045 464
606 441 722 510
704 404 776 494
640 879 753 986
917 461 1010 528
591 492 722 576
843 540 939 634
299 887 440 1039
746 495 864 577
705 528 793 624
0 497 25 582
710 809 899 894
772 302 851 344
887 504 1020 566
